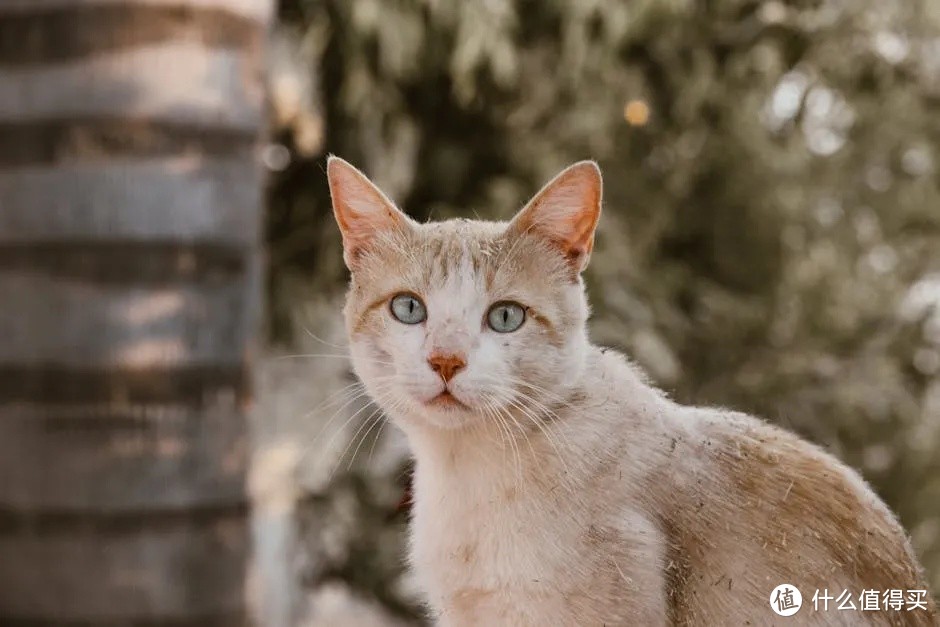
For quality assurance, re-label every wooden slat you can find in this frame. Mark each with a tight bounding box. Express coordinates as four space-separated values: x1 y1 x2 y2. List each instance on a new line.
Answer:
0 158 262 244
0 272 257 367
0 118 259 166
0 365 250 406
0 43 263 131
0 0 273 23
0 511 247 621
3 610 246 627
0 241 250 285
0 501 248 536
0 402 246 513
0 4 263 66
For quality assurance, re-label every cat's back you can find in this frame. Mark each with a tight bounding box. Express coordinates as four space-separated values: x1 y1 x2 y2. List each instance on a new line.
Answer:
654 406 937 625
579 347 935 622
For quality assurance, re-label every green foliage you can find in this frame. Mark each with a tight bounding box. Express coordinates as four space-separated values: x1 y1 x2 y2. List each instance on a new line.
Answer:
271 0 940 595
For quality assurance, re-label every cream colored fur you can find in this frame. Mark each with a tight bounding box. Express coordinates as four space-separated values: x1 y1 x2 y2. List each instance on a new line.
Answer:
326 157 937 626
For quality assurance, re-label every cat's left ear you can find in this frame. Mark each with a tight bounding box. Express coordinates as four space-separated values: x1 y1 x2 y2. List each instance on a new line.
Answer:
508 161 602 274
327 156 413 270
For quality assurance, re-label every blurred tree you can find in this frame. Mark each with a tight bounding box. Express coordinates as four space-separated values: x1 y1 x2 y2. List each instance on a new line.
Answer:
271 0 940 601
0 0 270 623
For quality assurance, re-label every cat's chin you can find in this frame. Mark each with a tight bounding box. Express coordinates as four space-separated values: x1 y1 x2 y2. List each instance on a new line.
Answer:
425 390 468 410
391 392 483 432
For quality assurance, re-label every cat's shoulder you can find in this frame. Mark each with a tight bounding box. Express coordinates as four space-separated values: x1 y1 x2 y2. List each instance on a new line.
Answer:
586 344 666 394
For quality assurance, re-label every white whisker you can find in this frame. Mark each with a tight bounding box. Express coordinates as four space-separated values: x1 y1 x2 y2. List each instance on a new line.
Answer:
342 405 387 472
300 325 349 351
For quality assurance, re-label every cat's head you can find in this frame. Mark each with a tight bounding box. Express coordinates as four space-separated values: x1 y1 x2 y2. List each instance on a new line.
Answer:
328 157 602 432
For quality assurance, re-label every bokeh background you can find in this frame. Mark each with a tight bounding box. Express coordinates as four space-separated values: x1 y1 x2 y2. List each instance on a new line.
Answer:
256 0 940 624
2 0 936 626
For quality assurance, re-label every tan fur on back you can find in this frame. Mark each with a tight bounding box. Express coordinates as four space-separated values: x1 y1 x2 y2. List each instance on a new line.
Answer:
328 158 937 626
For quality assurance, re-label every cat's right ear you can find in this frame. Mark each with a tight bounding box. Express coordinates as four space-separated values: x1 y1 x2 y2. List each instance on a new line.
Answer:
327 156 412 270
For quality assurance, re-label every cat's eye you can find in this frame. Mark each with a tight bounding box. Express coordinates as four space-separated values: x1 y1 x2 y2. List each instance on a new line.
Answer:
390 293 427 324
487 301 526 333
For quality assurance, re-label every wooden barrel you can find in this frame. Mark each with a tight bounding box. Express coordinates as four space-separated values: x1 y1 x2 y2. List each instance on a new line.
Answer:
0 0 271 624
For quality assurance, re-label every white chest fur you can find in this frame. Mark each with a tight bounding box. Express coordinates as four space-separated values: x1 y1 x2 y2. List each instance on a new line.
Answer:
404 431 636 626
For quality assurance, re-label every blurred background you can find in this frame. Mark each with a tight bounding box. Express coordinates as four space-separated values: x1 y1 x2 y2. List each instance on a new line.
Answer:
262 0 940 622
1 0 938 626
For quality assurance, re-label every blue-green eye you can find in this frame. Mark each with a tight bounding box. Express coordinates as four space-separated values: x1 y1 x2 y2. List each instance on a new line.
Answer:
487 302 526 333
390 293 427 324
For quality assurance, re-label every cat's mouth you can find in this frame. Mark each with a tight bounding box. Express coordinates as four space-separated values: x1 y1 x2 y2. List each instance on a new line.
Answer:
427 390 469 410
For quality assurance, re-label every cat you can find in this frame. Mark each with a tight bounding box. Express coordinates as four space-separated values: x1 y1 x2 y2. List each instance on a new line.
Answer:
325 156 937 626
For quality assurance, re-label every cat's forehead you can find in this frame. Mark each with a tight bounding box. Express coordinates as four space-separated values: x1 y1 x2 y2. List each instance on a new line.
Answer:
421 218 507 245
417 219 506 262
411 219 510 291
355 217 564 300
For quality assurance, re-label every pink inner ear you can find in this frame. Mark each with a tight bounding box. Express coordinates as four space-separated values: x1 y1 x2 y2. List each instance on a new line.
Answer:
327 157 409 263
512 161 602 271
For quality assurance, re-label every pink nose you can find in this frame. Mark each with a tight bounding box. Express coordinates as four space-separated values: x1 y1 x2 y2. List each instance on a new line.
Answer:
427 353 466 383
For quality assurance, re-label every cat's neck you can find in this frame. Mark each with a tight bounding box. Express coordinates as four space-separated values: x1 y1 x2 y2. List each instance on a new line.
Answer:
403 403 567 473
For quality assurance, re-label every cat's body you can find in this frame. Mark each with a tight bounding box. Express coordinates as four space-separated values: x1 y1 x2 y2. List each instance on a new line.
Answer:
408 347 932 626
326 157 937 626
